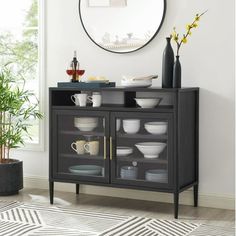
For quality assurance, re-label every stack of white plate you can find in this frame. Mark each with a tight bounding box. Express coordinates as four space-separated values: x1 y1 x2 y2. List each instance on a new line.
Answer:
120 166 138 180
145 169 167 183
74 117 98 131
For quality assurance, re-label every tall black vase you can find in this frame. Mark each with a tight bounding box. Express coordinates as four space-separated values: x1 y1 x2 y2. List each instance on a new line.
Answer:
162 37 174 88
173 56 181 88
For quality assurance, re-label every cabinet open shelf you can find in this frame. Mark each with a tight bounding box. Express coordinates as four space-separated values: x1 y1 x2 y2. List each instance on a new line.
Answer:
52 105 174 113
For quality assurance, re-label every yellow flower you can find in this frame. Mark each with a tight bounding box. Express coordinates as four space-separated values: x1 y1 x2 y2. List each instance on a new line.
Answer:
189 31 192 36
195 14 200 21
186 24 192 31
192 23 198 28
172 32 179 42
182 37 187 44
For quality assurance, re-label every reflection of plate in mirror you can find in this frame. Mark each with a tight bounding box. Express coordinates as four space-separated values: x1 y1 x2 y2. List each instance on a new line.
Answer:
79 0 166 53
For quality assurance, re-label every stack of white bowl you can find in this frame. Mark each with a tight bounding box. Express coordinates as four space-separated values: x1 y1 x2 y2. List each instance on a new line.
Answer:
74 117 98 131
145 169 167 183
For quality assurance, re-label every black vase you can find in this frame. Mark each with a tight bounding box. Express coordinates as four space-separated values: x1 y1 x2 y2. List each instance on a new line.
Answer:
162 37 174 88
173 56 181 88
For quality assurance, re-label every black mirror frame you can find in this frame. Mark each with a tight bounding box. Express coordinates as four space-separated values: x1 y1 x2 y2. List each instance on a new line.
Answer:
78 0 167 54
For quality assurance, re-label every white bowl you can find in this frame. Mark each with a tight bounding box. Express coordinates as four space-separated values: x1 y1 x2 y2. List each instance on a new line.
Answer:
75 123 98 132
123 119 140 134
135 98 162 108
135 142 166 158
145 121 168 135
117 147 133 156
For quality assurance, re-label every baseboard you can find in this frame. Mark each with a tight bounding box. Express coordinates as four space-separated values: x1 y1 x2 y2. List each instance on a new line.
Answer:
24 176 235 210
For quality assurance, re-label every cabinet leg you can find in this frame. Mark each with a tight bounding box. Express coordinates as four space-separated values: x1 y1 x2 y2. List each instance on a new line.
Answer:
49 181 54 204
76 184 80 195
174 192 179 219
193 184 198 207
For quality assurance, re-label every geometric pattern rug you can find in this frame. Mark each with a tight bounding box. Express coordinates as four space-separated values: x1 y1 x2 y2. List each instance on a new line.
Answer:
0 200 234 236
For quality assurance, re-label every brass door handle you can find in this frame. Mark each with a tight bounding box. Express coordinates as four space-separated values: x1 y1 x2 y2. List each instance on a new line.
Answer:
104 136 106 160
110 136 112 160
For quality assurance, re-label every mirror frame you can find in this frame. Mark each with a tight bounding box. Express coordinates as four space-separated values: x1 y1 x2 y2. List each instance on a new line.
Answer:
78 0 167 54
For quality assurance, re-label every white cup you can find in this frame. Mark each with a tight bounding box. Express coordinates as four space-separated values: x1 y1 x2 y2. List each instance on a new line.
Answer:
71 94 80 106
87 92 102 107
71 140 86 155
71 93 87 107
84 141 99 156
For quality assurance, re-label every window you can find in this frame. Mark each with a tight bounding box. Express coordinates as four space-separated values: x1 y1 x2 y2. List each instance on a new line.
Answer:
0 0 44 150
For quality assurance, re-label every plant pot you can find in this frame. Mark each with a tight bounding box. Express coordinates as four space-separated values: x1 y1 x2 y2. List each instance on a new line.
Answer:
0 159 23 195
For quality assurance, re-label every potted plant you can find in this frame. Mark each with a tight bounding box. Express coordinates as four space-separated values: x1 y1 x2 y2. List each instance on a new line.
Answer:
0 65 43 195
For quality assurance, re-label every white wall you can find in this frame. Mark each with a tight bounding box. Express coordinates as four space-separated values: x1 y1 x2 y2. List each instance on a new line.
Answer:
14 0 235 207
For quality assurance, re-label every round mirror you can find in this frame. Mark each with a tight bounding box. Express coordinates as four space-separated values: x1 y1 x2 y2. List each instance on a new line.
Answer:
79 0 166 53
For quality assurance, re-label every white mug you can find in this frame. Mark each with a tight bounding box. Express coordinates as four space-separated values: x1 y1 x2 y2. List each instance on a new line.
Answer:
84 141 99 156
71 140 86 155
71 93 87 107
87 92 102 107
71 94 80 106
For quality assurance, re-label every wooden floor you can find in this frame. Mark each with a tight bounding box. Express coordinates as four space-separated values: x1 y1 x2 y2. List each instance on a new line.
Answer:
0 188 235 230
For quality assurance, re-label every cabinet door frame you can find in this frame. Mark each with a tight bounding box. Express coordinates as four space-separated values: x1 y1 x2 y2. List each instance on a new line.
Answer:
51 109 110 184
110 112 174 190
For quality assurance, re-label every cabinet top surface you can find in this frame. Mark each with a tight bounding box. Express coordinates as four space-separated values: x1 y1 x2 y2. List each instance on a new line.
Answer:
49 86 199 92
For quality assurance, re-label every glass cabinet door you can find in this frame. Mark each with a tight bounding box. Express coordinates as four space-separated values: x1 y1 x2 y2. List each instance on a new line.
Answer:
110 112 173 189
52 110 109 183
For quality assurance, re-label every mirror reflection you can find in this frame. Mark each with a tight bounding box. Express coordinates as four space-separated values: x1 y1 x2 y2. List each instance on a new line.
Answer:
79 0 166 53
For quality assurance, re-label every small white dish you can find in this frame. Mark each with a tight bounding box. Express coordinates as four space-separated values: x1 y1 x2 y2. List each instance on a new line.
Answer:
145 121 168 135
135 98 162 108
135 142 166 158
117 147 133 156
123 119 140 134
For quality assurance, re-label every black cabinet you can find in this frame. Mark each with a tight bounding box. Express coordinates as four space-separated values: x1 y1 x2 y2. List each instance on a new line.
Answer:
49 87 199 219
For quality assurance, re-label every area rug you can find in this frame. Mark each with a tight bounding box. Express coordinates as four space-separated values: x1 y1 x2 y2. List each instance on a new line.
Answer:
0 200 234 236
